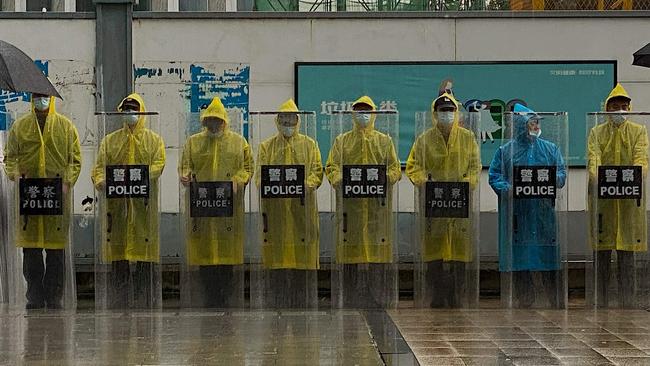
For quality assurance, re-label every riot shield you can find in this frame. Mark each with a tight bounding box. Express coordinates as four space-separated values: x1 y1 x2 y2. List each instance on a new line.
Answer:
326 110 400 309
409 110 481 308
490 110 568 309
586 111 650 308
2 109 78 311
93 112 164 310
0 111 11 305
249 110 322 309
178 109 248 309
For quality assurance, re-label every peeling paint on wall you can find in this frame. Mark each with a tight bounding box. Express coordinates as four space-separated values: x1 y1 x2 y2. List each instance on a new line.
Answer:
133 61 250 213
133 61 250 147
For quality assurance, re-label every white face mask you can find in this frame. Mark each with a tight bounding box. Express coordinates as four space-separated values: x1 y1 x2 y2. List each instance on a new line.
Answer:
611 111 627 125
437 111 455 125
529 129 542 138
33 97 50 111
124 114 139 126
281 126 296 137
356 113 371 127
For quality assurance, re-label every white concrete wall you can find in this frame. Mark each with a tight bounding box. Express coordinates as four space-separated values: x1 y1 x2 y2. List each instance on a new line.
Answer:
133 16 650 212
0 19 94 62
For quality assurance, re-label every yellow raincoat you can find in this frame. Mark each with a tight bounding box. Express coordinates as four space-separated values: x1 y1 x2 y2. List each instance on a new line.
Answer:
406 93 481 263
588 84 649 252
92 93 166 263
179 97 253 266
255 99 323 270
325 96 401 264
3 97 81 249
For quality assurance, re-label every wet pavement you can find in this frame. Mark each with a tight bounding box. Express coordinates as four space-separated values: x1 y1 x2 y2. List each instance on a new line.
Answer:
3 305 650 365
0 309 385 365
390 308 650 366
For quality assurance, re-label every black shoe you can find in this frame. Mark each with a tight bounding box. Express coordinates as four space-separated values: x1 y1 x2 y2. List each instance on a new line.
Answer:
46 301 62 310
26 302 45 310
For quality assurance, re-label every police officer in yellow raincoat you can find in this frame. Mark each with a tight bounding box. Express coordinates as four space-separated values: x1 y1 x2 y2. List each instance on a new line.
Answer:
406 93 481 308
255 99 323 308
92 93 166 309
3 94 81 309
588 83 649 307
179 97 253 308
325 96 401 308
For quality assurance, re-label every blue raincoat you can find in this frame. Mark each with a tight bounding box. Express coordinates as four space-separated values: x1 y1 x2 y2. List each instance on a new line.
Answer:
488 105 567 272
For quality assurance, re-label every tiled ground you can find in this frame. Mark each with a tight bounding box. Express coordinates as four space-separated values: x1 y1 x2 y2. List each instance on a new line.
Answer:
3 306 650 365
389 308 650 366
0 309 383 366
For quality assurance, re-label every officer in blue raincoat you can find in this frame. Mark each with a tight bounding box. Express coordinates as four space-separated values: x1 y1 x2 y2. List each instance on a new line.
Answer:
488 104 567 307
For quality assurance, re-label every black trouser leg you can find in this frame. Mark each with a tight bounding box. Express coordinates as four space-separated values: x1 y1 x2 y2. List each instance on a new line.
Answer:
595 250 612 308
341 264 359 308
427 260 445 308
134 261 157 309
43 249 65 309
267 269 285 308
617 250 636 308
216 265 236 308
110 260 130 309
199 265 219 308
201 265 237 308
514 271 534 308
368 263 392 309
449 261 467 308
22 248 45 308
266 269 277 308
291 269 310 308
541 270 562 308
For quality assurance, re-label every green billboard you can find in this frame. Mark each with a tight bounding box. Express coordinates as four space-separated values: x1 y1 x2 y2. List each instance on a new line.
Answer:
295 61 616 166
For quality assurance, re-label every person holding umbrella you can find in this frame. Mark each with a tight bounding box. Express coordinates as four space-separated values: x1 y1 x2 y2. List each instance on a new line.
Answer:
3 93 81 309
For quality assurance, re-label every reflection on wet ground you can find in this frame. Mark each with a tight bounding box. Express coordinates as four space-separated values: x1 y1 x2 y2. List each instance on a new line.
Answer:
0 309 385 365
4 306 650 365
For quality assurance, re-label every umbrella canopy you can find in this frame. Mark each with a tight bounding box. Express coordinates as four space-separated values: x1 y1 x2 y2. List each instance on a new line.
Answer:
0 40 61 99
633 43 650 68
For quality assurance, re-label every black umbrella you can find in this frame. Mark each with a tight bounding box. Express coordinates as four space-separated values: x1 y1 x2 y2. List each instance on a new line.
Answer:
0 40 61 98
633 43 650 68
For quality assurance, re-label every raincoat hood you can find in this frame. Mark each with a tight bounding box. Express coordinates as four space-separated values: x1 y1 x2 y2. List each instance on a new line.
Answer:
200 96 230 131
276 98 301 138
117 93 147 130
352 95 377 130
604 83 633 126
431 92 460 127
513 103 541 143
605 83 632 109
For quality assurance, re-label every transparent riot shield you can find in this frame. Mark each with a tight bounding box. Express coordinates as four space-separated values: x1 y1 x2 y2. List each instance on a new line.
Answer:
249 111 322 309
409 111 481 308
0 112 10 305
327 110 400 309
492 111 568 309
586 112 650 309
93 112 164 310
178 110 248 309
1 109 78 311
